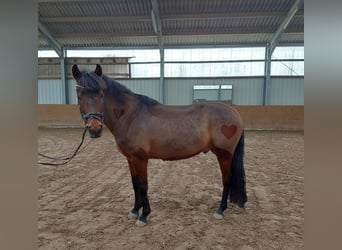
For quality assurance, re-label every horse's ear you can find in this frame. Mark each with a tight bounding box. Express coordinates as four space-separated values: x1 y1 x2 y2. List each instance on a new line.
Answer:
72 64 81 80
95 64 102 77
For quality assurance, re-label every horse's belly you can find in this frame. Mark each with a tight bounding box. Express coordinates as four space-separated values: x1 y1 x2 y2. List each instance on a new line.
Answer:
148 137 208 161
147 114 210 160
149 149 202 161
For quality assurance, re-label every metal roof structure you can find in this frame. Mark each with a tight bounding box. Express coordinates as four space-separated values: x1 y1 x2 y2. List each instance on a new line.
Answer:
38 0 304 106
38 0 304 54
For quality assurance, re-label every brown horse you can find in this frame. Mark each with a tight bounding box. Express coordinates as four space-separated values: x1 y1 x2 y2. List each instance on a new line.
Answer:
72 64 247 227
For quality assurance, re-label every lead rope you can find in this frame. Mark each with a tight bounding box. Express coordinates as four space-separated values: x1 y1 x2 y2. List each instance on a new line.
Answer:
38 126 92 166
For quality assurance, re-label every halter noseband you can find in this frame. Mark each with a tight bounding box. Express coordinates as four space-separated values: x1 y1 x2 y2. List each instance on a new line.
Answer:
81 111 104 124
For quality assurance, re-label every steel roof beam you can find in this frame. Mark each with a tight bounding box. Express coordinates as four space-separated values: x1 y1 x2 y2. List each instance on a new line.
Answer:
46 29 303 40
53 43 302 51
39 11 304 23
269 0 304 55
39 16 151 23
38 21 62 57
151 0 164 52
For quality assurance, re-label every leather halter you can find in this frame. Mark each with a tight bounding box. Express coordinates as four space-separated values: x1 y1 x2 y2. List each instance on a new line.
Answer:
81 111 104 124
76 83 105 124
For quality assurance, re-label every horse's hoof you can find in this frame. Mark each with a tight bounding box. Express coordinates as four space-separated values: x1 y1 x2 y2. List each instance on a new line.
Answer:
213 212 224 220
135 220 147 227
128 212 138 220
235 206 245 213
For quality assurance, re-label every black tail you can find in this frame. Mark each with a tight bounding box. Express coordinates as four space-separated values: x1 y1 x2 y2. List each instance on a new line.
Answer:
229 131 247 206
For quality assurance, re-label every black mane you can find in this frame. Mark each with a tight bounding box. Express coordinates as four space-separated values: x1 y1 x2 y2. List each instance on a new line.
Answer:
135 93 159 106
103 75 159 106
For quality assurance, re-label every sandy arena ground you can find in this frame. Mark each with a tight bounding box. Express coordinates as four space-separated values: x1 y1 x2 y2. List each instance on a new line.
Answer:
38 128 304 250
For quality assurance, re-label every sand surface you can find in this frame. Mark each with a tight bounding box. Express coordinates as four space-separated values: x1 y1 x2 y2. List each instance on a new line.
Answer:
38 128 304 249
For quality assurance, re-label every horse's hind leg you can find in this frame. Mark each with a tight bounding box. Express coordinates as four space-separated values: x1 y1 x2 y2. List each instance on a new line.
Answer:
127 152 151 227
211 147 233 219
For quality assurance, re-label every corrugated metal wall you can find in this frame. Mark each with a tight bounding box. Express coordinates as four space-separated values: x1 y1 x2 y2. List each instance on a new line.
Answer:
67 80 78 104
120 79 160 102
38 77 303 105
270 77 304 105
227 78 264 105
164 78 265 105
38 79 65 104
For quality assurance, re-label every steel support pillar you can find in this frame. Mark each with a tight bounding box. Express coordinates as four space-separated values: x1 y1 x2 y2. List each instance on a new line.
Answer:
151 0 165 104
60 48 69 104
263 44 272 106
159 48 165 104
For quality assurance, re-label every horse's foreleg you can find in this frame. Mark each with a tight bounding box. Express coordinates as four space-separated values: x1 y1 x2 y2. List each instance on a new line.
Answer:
212 147 233 219
127 172 141 220
135 181 150 227
127 153 151 227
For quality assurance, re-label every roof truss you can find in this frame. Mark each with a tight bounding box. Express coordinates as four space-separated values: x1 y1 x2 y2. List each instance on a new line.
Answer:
269 0 304 55
38 0 304 49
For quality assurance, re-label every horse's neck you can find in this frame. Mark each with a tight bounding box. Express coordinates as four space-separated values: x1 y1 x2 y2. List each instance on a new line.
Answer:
103 92 139 136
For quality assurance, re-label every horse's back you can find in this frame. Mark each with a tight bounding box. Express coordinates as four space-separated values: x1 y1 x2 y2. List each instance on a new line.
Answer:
148 103 199 118
146 102 243 136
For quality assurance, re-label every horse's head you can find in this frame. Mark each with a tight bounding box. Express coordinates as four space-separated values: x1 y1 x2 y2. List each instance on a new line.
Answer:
72 64 106 138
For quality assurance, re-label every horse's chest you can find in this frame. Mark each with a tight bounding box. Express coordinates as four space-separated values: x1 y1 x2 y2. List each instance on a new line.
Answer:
114 136 144 157
115 137 130 151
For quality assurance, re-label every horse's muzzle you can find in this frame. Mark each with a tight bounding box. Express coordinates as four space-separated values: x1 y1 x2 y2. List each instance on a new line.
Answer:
86 119 103 138
82 112 104 138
